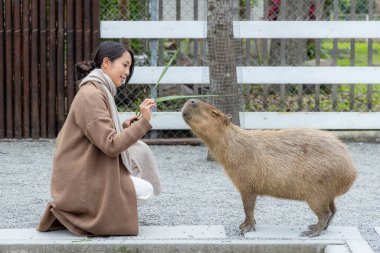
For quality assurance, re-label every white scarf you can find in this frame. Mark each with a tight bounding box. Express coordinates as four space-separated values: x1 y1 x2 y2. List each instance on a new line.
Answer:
79 69 132 172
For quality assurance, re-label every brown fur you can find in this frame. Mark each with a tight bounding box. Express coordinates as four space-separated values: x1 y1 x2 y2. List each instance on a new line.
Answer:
182 99 357 237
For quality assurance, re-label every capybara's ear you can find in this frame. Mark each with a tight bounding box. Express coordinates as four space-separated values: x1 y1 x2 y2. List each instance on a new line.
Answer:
225 114 232 124
211 110 220 117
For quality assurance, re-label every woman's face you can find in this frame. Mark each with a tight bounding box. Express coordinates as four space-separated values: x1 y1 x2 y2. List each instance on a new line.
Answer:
101 51 132 88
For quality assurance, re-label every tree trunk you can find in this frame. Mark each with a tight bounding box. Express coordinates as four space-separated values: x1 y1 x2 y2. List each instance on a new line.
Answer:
207 0 241 125
206 0 241 161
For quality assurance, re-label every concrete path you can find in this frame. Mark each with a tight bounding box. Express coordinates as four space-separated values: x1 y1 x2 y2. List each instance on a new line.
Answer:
0 225 374 253
1 141 379 252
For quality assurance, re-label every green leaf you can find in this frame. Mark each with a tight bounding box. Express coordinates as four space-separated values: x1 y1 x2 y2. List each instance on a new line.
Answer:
154 47 181 89
156 94 221 103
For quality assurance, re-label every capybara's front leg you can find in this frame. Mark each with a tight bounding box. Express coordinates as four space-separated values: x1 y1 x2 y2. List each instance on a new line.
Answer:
239 192 257 235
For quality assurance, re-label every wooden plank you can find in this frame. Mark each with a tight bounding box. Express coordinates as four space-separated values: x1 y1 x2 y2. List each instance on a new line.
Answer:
101 21 207 39
234 21 380 39
245 0 251 66
13 0 22 138
280 40 286 109
0 0 5 137
83 0 91 60
237 66 380 84
66 0 75 111
47 0 56 138
40 0 47 138
118 112 380 130
75 0 83 77
367 0 374 111
91 0 100 55
315 39 321 111
175 0 181 91
129 66 209 84
193 0 199 94
5 0 13 138
101 21 380 40
22 0 30 138
350 0 356 111
102 20 380 40
332 0 339 111
57 0 65 130
31 0 39 138
129 66 380 85
241 112 380 129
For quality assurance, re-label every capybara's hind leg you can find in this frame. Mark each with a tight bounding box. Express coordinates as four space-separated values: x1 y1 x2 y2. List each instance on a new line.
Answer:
324 200 336 230
308 200 336 231
301 202 332 237
239 192 257 235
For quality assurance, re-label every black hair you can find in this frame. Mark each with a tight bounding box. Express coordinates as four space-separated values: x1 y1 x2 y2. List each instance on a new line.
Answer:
75 41 135 86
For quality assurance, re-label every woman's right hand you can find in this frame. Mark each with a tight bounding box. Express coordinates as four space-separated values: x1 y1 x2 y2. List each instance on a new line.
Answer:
139 98 157 121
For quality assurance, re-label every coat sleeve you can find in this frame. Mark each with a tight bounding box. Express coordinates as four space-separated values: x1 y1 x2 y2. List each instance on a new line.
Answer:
75 87 152 157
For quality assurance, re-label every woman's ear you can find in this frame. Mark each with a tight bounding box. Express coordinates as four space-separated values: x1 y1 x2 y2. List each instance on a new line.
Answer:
101 57 110 70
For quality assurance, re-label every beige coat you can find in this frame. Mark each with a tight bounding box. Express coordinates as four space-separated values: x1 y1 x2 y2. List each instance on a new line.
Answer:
37 82 153 236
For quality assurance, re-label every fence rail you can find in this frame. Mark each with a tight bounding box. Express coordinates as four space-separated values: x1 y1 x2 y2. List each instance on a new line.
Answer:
129 66 380 85
102 20 380 39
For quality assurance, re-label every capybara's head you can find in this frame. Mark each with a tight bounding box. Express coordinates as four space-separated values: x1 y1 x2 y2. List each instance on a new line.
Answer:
182 99 232 142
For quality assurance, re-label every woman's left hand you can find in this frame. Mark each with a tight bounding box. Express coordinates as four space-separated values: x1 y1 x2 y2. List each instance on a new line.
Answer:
122 115 140 128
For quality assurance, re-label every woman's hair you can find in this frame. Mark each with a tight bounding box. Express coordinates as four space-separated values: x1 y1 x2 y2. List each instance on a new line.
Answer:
75 41 135 85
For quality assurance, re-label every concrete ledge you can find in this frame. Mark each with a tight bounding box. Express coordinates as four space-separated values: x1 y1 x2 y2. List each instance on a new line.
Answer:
333 131 380 143
375 227 380 237
0 225 226 242
0 226 374 253
244 225 363 240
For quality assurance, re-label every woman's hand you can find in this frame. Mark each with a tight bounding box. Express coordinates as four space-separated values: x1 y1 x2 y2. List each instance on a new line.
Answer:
140 98 156 121
122 115 140 128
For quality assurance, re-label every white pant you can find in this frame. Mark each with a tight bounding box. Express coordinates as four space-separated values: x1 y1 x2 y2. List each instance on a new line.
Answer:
130 175 154 201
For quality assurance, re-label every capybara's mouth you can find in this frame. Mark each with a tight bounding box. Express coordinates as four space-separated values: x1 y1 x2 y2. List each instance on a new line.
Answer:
181 106 191 122
182 100 192 119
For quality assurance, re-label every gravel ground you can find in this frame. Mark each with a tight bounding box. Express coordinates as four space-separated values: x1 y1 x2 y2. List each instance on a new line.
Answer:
0 140 379 252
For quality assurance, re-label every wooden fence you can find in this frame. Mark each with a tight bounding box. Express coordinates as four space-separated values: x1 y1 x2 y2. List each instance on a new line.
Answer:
0 0 99 139
102 20 380 130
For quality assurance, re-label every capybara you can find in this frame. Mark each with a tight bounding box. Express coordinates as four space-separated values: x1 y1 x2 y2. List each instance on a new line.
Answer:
182 99 357 237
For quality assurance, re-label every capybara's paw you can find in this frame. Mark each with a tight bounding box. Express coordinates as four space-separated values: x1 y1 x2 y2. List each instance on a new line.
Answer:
239 221 256 235
300 228 322 238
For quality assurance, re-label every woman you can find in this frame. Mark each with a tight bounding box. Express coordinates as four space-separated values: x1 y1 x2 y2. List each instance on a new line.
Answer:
37 41 161 236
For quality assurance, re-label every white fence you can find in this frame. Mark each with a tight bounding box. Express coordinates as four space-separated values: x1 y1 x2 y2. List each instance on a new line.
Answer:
101 21 380 130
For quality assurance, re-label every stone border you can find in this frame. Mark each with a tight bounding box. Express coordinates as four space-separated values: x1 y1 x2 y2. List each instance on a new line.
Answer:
0 226 374 253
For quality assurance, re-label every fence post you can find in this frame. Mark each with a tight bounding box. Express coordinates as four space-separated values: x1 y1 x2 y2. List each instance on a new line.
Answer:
40 0 48 138
48 0 57 138
31 0 40 138
0 0 5 138
14 0 22 138
5 0 13 138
